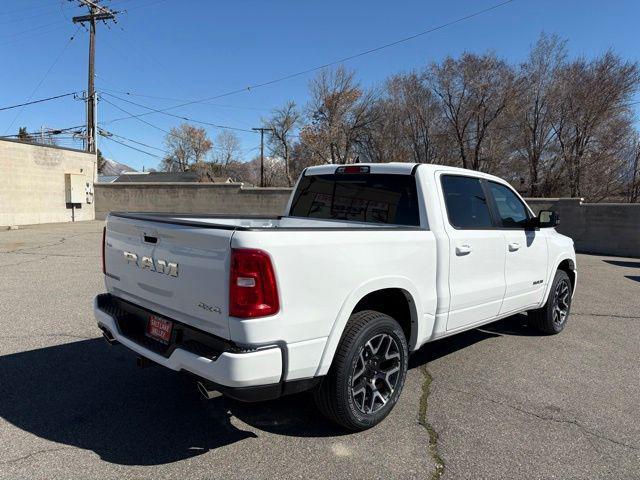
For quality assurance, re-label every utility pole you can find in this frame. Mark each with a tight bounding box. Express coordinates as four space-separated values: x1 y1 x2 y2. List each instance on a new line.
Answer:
71 0 117 154
252 127 274 187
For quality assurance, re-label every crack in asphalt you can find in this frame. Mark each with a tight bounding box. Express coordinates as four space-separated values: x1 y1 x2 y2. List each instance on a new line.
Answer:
0 231 99 255
1 446 73 465
0 333 94 341
418 365 445 480
0 256 47 269
443 386 639 453
4 251 98 259
572 311 640 320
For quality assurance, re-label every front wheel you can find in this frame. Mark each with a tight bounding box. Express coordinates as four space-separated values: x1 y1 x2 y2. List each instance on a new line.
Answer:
528 270 573 334
313 310 409 431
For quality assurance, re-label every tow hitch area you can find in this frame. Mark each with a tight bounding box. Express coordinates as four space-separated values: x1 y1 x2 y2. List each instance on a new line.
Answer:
136 356 154 368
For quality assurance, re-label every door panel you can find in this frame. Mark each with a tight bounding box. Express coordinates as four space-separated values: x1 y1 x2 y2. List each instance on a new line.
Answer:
439 174 506 331
500 229 548 313
486 181 549 314
446 229 506 330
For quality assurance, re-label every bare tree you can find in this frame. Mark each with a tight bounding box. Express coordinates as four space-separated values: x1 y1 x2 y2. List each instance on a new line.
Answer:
212 130 242 166
160 123 213 172
552 52 640 197
264 101 300 186
512 33 567 196
358 73 442 164
240 156 287 187
303 66 377 164
428 53 516 172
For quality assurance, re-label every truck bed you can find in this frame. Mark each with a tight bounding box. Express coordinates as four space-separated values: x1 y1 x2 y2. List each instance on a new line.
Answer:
109 212 423 230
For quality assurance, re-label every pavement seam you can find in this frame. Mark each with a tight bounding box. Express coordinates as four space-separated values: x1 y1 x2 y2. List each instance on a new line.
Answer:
0 256 47 269
418 364 445 480
572 312 640 320
1 231 99 255
443 386 639 452
0 446 73 465
3 251 99 259
0 333 93 341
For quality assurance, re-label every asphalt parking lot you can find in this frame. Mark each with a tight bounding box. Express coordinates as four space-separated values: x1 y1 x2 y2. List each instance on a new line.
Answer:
1 221 638 479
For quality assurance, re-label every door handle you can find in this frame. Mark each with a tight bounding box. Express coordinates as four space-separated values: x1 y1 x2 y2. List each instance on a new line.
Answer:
508 242 520 252
456 244 472 255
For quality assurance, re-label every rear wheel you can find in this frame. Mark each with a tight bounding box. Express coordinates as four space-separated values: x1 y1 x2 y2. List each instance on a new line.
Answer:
314 310 409 431
529 270 572 334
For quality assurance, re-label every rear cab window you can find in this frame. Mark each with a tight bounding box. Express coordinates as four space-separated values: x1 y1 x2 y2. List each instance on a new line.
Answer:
288 172 420 226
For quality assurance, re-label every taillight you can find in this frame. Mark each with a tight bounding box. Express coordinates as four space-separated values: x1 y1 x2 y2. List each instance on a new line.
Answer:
229 249 279 318
102 226 106 275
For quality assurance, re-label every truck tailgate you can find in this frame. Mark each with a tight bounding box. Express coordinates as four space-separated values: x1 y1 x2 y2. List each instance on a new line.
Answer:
104 214 234 339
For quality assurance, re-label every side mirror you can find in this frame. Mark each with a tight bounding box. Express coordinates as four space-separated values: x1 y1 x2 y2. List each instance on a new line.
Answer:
537 210 559 228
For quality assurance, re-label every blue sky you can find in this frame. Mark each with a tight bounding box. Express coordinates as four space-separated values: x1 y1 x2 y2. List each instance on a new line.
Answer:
1 0 639 171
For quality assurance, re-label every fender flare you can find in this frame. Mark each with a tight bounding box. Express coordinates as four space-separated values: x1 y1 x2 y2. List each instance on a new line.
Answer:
541 255 576 305
314 276 422 377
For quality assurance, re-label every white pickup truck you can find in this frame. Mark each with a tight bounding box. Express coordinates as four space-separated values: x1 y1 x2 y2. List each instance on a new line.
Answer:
95 163 576 430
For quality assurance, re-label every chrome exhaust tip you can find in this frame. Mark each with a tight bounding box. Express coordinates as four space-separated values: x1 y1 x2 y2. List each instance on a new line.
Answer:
196 381 218 400
99 326 118 346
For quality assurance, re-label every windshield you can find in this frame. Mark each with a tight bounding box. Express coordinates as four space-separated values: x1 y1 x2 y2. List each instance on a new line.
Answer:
288 173 420 226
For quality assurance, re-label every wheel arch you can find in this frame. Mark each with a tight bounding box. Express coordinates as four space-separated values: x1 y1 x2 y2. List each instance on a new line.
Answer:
541 256 577 305
314 277 421 377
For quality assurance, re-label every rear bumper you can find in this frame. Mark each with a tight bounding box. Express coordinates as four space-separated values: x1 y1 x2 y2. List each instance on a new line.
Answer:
94 294 283 389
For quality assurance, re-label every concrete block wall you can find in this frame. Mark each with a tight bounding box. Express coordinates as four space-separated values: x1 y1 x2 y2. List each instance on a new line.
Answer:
0 139 97 226
527 198 640 258
94 182 293 220
93 184 639 258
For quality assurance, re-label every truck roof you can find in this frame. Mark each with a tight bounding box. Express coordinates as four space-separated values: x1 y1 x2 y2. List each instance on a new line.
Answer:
304 162 507 183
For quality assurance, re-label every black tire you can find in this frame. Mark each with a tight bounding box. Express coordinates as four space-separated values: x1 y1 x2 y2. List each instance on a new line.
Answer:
313 310 409 431
528 270 573 334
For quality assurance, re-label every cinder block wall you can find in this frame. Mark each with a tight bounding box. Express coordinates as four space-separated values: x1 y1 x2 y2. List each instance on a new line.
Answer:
0 139 97 226
527 199 640 258
94 183 293 220
93 184 639 258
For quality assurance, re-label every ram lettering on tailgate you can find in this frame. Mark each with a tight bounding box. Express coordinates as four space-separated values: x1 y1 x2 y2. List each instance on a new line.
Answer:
123 251 179 277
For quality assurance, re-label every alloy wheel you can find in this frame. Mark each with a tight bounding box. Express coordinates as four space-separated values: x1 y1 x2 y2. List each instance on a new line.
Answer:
350 333 402 415
553 279 571 326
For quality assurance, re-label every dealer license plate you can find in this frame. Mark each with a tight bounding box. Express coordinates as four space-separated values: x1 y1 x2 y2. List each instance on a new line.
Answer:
146 315 173 344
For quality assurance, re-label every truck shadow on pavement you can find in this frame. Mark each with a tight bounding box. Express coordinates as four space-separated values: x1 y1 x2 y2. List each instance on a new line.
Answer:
0 313 536 466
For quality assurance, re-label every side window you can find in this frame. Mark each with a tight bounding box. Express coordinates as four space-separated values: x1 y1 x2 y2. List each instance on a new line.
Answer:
441 175 493 229
488 181 530 228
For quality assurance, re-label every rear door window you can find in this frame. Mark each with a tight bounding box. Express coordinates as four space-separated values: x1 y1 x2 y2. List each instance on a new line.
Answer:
288 173 420 226
441 175 493 229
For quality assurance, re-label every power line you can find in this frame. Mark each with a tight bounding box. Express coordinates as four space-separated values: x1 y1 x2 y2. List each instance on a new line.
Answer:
0 92 80 112
110 0 171 12
99 132 162 158
3 27 80 135
0 124 84 136
103 0 516 125
101 92 257 133
99 127 167 153
100 95 170 133
0 124 85 139
98 87 271 111
0 19 67 38
0 2 62 17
